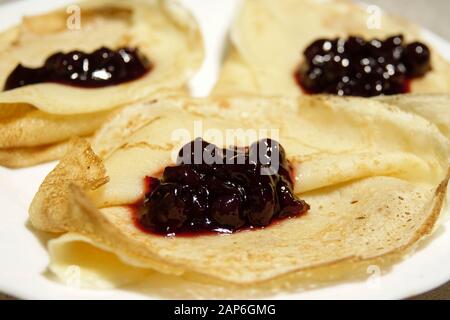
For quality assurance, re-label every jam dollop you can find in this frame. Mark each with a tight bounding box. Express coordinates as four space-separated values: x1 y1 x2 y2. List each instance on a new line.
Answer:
296 35 431 97
4 47 151 91
137 138 309 236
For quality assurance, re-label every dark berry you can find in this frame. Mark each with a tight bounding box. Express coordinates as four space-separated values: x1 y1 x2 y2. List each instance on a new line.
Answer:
139 184 190 234
4 47 151 91
403 42 431 77
210 193 245 229
277 179 309 218
163 165 202 186
145 176 161 194
138 139 310 235
296 34 431 97
344 36 366 55
304 39 330 60
249 138 286 172
177 138 220 165
246 183 276 227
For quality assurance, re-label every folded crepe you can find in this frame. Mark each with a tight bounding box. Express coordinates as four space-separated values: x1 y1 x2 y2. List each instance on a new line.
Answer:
213 0 450 96
0 0 203 168
374 94 450 139
29 95 450 292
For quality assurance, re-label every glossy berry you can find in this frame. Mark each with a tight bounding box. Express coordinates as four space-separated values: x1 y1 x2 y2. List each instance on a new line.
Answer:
210 193 245 229
403 42 431 77
177 138 221 166
4 47 151 91
249 138 286 167
139 183 190 234
137 138 309 235
246 182 276 227
163 165 202 186
277 178 310 218
296 34 431 97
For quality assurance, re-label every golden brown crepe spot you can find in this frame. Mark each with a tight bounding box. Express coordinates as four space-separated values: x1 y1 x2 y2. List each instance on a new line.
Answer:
0 139 81 169
29 138 108 232
119 142 174 152
0 108 116 149
0 103 34 119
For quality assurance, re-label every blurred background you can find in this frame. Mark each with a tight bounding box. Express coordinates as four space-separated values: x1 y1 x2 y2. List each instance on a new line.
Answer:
355 0 449 40
0 0 448 300
0 0 448 39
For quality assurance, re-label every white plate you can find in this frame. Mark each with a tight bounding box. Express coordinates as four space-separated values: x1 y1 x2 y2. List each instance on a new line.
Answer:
0 0 449 300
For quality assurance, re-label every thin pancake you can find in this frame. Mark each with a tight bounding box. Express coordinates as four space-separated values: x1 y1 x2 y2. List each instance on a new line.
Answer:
0 0 204 114
0 137 91 168
29 96 449 290
375 94 450 139
213 0 450 96
0 0 202 167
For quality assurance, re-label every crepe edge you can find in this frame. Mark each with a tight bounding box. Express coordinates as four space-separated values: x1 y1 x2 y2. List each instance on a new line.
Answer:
0 138 87 168
28 134 450 286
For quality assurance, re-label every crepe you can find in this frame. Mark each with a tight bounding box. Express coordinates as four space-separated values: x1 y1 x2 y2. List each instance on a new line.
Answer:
213 0 450 96
0 0 203 167
374 94 450 139
29 95 450 291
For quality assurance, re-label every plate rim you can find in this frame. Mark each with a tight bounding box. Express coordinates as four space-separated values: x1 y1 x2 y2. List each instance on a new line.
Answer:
0 0 449 300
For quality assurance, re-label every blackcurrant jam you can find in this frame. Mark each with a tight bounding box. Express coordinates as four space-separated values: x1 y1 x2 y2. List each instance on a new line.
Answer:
295 35 431 97
134 138 309 236
4 47 151 91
